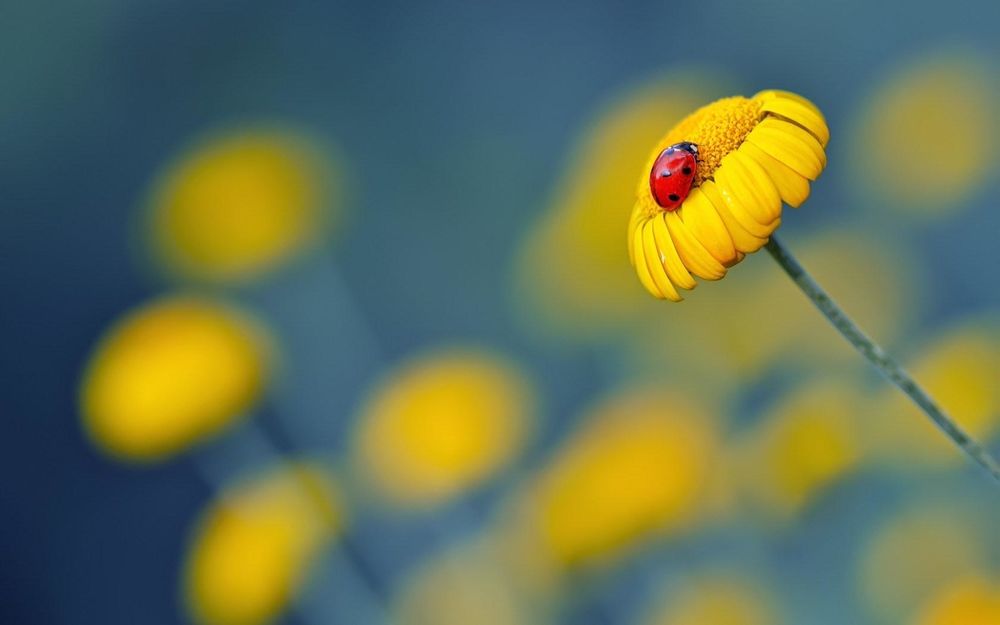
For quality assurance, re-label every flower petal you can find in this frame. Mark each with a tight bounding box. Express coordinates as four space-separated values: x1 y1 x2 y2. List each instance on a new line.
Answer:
701 181 770 253
758 96 830 147
763 117 827 169
627 206 643 262
631 220 666 299
709 172 777 238
746 117 825 180
754 90 826 124
679 188 739 266
739 142 811 208
714 150 782 225
642 219 684 300
650 217 696 291
663 210 727 281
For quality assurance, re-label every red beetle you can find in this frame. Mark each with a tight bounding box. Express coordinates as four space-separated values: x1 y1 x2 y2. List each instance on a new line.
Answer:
649 141 699 211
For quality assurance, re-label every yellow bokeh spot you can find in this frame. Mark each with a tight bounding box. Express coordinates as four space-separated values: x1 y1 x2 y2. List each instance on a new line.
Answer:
148 128 342 282
736 379 863 518
80 295 271 462
185 463 343 625
513 71 732 339
354 348 534 508
872 318 1000 468
852 50 998 215
644 574 779 625
392 541 535 625
529 387 718 567
914 576 1000 625
859 502 987 622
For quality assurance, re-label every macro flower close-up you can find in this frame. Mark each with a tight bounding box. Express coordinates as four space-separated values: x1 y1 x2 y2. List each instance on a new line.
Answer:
628 90 828 301
4 2 1000 625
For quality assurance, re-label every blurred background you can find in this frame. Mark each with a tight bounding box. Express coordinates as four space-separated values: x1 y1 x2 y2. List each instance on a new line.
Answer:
2 1 999 624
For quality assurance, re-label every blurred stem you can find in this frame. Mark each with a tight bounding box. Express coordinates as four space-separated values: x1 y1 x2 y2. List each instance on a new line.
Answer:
765 235 1000 485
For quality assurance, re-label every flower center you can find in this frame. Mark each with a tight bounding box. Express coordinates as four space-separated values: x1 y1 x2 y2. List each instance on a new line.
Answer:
659 96 762 185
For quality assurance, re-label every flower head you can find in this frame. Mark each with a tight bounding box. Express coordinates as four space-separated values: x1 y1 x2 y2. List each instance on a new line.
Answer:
850 49 997 217
146 127 344 284
353 347 535 508
628 90 829 300
79 295 272 461
511 386 719 569
733 378 863 520
184 462 343 625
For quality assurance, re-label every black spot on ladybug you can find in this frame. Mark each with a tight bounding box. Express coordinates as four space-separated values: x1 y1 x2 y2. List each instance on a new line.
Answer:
668 193 680 202
681 166 692 175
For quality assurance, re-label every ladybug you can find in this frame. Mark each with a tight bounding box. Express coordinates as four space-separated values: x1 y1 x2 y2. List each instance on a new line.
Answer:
649 141 699 211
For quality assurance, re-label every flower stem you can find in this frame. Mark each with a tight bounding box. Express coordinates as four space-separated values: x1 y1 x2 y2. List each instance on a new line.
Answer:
764 235 1000 485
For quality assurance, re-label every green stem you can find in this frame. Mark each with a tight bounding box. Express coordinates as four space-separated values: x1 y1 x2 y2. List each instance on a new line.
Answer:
765 235 1000 485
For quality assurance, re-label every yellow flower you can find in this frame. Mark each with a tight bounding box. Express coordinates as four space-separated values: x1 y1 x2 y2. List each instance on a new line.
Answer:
79 295 272 462
914 576 1000 625
850 49 997 217
643 572 780 625
734 378 863 519
145 127 344 283
628 90 829 300
184 462 343 625
859 500 988 623
510 387 719 569
353 347 534 508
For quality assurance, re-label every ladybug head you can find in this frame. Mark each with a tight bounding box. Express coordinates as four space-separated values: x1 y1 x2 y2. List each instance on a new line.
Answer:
672 141 699 156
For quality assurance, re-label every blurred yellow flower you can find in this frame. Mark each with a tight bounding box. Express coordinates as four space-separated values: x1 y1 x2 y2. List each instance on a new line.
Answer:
513 70 731 338
859 501 988 623
851 49 997 217
629 90 828 300
734 379 863 519
643 573 780 625
392 540 539 625
185 462 343 625
146 127 343 283
80 295 271 462
353 347 534 508
520 387 719 568
914 576 1000 625
871 318 1000 469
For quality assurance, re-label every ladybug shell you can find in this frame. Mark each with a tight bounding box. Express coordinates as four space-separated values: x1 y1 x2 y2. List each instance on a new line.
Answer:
649 143 698 211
